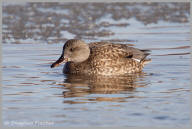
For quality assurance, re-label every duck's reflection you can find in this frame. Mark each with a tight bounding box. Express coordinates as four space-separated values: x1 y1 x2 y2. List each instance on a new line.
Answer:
60 73 148 103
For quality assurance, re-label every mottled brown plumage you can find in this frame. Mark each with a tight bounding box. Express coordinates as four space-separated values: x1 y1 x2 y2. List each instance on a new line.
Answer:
51 39 151 76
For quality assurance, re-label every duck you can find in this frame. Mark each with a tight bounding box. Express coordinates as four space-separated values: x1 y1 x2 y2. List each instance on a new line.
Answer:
51 39 151 76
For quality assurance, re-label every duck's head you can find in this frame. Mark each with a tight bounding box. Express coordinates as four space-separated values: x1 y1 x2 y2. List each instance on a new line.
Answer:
51 39 90 68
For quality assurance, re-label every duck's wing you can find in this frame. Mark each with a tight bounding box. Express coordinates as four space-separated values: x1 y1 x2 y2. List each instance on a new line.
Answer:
89 42 150 64
123 46 150 63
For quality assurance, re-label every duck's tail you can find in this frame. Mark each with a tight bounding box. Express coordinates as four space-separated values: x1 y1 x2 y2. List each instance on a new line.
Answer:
140 49 151 66
142 58 151 65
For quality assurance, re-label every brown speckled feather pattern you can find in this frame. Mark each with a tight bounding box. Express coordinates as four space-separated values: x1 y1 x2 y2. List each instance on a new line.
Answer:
64 42 150 76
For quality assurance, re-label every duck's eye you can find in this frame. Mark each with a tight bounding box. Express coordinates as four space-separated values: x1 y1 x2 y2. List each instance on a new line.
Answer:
70 48 74 52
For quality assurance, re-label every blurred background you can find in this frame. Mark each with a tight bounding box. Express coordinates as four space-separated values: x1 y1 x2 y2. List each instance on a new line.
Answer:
3 2 190 43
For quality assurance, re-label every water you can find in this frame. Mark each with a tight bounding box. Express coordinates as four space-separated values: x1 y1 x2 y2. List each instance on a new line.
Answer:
2 3 191 127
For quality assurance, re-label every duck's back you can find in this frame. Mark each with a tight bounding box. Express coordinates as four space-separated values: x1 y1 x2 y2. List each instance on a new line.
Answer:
64 42 150 75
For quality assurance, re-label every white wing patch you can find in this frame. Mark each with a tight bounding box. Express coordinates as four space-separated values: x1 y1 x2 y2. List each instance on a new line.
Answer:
132 58 140 62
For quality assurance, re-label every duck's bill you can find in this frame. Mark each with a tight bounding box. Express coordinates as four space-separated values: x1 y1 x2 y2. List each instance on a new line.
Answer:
51 55 68 68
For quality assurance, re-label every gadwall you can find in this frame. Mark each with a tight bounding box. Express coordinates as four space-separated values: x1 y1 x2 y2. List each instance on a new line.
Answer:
51 39 151 76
